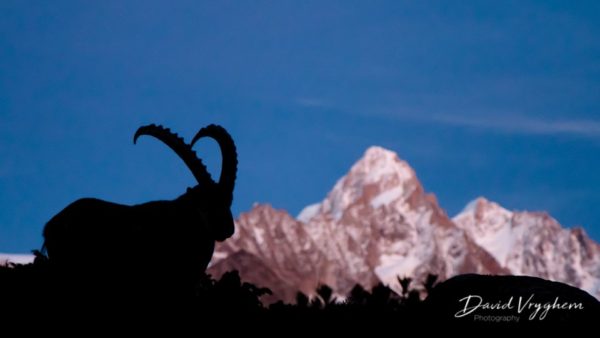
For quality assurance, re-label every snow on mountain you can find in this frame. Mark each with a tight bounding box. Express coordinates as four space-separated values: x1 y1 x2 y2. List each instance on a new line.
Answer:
318 146 416 221
453 198 515 266
454 197 600 299
297 203 320 223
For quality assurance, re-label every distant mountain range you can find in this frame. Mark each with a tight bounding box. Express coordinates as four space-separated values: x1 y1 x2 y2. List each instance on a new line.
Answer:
209 146 600 301
3 146 599 302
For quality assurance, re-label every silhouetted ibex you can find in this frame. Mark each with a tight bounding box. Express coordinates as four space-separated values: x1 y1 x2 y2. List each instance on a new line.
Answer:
42 124 237 296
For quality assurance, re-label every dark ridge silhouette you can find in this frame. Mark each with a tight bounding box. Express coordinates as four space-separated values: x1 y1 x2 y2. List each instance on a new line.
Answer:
425 274 600 329
41 124 237 298
0 254 423 325
1 255 598 330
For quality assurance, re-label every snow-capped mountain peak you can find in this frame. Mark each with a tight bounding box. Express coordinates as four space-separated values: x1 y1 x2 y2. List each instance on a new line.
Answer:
314 146 420 221
355 146 416 184
454 198 600 298
458 197 513 221
453 197 518 266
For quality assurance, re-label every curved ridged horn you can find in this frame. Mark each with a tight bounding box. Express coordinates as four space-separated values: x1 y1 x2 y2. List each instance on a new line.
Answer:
134 124 214 186
190 124 238 205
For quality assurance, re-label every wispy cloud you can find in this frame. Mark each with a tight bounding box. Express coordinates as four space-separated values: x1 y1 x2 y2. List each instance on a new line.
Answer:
295 97 333 109
291 96 600 139
420 114 600 139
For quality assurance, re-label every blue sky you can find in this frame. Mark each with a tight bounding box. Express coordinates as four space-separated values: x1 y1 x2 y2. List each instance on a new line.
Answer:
1 1 599 252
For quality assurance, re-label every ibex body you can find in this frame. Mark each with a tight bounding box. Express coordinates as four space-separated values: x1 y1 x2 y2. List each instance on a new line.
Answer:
42 124 237 295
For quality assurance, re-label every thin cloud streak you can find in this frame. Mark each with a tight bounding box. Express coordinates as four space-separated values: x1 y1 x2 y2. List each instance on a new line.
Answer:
295 97 333 109
423 114 600 139
291 96 600 139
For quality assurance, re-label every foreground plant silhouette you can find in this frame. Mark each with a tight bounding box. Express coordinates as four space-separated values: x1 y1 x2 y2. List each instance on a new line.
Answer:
1 256 598 330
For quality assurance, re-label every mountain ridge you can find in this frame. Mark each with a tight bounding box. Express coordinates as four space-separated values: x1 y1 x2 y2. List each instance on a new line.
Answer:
211 146 600 301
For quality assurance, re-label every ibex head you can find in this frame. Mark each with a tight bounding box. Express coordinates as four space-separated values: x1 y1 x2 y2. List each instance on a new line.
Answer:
134 124 237 242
